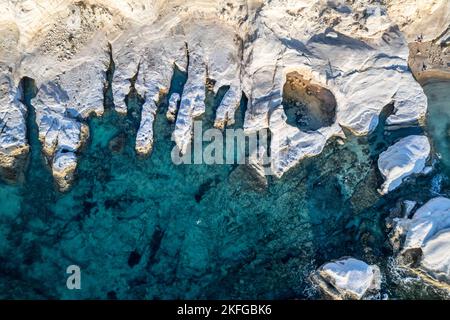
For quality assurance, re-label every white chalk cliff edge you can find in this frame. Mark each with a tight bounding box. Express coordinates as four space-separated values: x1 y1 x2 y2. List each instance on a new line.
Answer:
390 197 450 290
311 257 381 300
0 0 448 191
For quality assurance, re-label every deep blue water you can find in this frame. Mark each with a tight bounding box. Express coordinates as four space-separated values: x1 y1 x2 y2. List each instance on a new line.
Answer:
0 76 449 299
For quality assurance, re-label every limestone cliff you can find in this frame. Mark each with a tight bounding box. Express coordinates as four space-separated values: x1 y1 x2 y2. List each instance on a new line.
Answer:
0 0 447 190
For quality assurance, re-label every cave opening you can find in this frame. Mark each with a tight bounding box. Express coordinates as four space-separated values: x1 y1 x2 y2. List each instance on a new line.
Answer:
282 71 336 131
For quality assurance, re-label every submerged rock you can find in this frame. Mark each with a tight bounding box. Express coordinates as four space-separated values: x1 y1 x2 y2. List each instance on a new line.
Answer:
392 197 450 290
378 135 431 195
311 257 381 300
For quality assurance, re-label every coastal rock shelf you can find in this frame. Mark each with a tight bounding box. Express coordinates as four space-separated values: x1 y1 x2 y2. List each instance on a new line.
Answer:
391 197 450 289
377 135 431 195
311 257 381 300
0 0 442 189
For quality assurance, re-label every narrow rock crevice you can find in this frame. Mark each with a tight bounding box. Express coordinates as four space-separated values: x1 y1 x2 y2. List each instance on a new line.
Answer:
19 76 54 189
104 43 116 112
125 63 145 132
165 63 188 123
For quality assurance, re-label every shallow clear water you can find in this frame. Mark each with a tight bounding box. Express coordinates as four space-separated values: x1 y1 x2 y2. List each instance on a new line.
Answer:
0 79 449 299
425 81 450 175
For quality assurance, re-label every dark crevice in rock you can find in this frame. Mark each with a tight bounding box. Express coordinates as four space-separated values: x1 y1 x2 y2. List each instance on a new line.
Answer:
0 77 38 183
104 42 115 112
107 290 117 299
205 80 230 126
367 101 423 162
19 77 47 177
125 69 145 136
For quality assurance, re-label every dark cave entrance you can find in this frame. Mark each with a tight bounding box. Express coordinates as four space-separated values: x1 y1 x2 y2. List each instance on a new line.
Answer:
282 71 337 131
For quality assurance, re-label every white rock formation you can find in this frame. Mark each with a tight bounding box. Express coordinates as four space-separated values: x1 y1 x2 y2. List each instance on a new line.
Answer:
386 1 450 83
241 0 428 177
0 0 123 190
378 135 431 195
311 257 381 300
1 0 442 189
392 197 450 289
166 93 180 123
385 0 449 42
403 200 417 217
0 21 28 181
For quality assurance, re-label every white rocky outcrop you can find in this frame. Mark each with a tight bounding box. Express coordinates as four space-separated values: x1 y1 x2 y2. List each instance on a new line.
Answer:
1 0 440 189
311 257 381 300
111 5 242 156
241 0 428 177
377 135 431 195
382 136 432 193
172 21 242 156
392 197 450 289
0 0 123 190
0 20 28 181
166 93 180 123
386 1 450 84
385 0 449 42
0 73 28 182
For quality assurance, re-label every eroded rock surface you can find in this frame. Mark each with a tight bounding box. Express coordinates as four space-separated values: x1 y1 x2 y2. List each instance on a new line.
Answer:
391 197 450 290
386 0 449 43
0 21 28 182
0 0 440 189
408 30 450 84
378 135 431 195
386 1 450 83
242 0 428 177
311 257 381 300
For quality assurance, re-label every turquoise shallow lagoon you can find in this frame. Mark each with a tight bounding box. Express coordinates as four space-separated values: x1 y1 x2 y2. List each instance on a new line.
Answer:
0 79 449 299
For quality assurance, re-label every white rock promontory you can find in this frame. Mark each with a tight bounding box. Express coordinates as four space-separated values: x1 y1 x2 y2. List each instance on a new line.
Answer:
378 135 431 195
242 0 428 177
166 93 180 123
311 257 381 300
0 20 28 181
385 0 450 42
0 70 28 181
0 0 124 190
392 197 450 289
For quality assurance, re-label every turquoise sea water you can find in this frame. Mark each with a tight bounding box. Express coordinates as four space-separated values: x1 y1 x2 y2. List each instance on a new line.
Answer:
0 76 449 299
